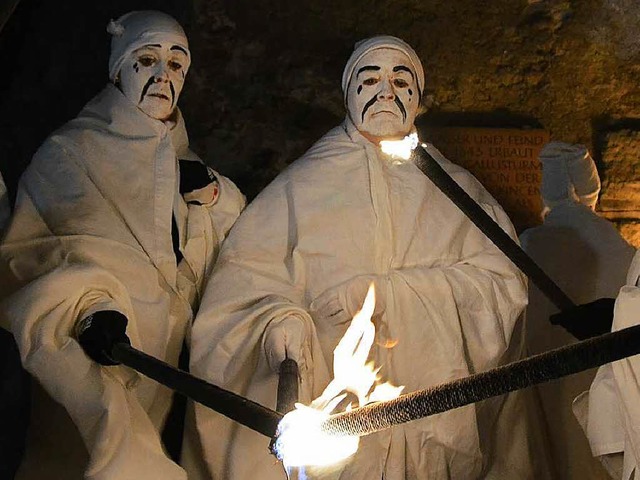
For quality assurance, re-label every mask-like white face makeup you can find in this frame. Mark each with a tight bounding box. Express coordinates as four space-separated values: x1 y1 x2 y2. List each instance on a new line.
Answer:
346 48 419 142
118 43 190 121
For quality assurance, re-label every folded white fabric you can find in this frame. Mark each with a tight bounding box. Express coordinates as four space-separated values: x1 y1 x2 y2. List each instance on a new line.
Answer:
539 141 601 211
309 274 387 325
263 316 307 372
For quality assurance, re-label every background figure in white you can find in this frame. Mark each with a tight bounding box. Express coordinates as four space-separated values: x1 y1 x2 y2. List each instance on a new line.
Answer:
0 11 245 480
519 141 635 479
587 251 640 480
566 249 640 480
190 35 551 480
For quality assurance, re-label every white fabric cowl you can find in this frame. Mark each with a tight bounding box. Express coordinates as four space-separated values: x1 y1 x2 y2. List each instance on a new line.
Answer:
107 10 190 81
188 119 550 479
341 35 425 102
539 141 601 213
0 83 244 480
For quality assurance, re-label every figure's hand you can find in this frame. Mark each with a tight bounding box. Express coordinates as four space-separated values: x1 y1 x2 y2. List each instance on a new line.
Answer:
310 275 387 325
179 160 219 205
76 310 131 365
263 317 306 373
549 298 616 340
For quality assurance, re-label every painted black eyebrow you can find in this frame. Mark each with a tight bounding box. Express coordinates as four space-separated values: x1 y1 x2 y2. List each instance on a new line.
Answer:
393 65 415 79
170 45 188 55
357 65 381 76
134 44 162 54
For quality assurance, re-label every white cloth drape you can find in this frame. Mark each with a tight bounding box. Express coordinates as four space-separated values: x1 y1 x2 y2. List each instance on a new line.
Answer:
575 250 640 480
189 120 546 479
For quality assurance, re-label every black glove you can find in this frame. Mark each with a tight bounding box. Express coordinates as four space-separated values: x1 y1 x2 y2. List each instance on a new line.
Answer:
179 160 218 205
77 310 131 365
549 298 616 340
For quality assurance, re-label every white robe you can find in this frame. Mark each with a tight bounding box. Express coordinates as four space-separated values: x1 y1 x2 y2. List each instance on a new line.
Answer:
190 120 543 479
0 84 245 480
520 202 635 480
575 250 640 480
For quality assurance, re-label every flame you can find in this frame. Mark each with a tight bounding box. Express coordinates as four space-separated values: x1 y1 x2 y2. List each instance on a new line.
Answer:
378 338 399 349
379 132 419 160
273 284 404 471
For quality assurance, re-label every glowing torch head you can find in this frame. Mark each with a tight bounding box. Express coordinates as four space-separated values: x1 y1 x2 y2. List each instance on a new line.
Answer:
273 405 359 468
273 284 403 471
379 131 419 161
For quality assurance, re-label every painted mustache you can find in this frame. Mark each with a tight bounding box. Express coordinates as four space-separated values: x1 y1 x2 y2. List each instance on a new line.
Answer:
394 96 407 122
361 93 407 123
139 76 175 106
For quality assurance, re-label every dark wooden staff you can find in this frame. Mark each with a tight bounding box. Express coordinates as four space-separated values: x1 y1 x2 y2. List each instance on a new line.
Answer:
276 358 300 414
110 342 283 438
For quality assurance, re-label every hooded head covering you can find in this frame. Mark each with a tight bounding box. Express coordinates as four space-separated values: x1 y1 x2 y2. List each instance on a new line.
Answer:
539 141 601 213
341 35 425 102
107 10 190 82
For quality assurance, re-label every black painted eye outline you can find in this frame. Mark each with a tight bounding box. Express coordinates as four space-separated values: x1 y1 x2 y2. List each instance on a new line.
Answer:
138 55 157 68
168 60 183 72
393 78 409 88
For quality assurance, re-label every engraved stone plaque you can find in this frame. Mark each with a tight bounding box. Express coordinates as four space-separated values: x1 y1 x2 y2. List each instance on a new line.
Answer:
425 127 550 232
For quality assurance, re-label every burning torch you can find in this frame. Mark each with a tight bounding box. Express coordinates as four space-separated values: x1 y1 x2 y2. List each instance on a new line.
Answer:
272 286 640 468
101 287 640 469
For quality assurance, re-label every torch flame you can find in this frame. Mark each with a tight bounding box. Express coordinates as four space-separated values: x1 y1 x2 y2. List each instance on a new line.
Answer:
273 284 403 471
379 132 419 161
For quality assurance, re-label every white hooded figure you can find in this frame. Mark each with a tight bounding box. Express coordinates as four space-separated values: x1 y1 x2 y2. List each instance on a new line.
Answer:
519 142 635 480
582 250 640 480
189 36 547 480
0 10 245 480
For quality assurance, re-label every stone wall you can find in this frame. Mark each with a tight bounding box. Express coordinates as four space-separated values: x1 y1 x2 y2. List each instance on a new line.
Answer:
2 0 640 242
600 129 640 241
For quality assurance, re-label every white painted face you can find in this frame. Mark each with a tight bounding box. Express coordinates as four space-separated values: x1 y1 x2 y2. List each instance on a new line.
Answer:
118 43 189 121
346 48 420 142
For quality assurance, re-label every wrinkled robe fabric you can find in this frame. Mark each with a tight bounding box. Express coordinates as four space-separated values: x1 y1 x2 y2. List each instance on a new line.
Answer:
609 256 640 480
576 250 640 480
520 202 635 480
190 120 540 480
0 84 245 480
